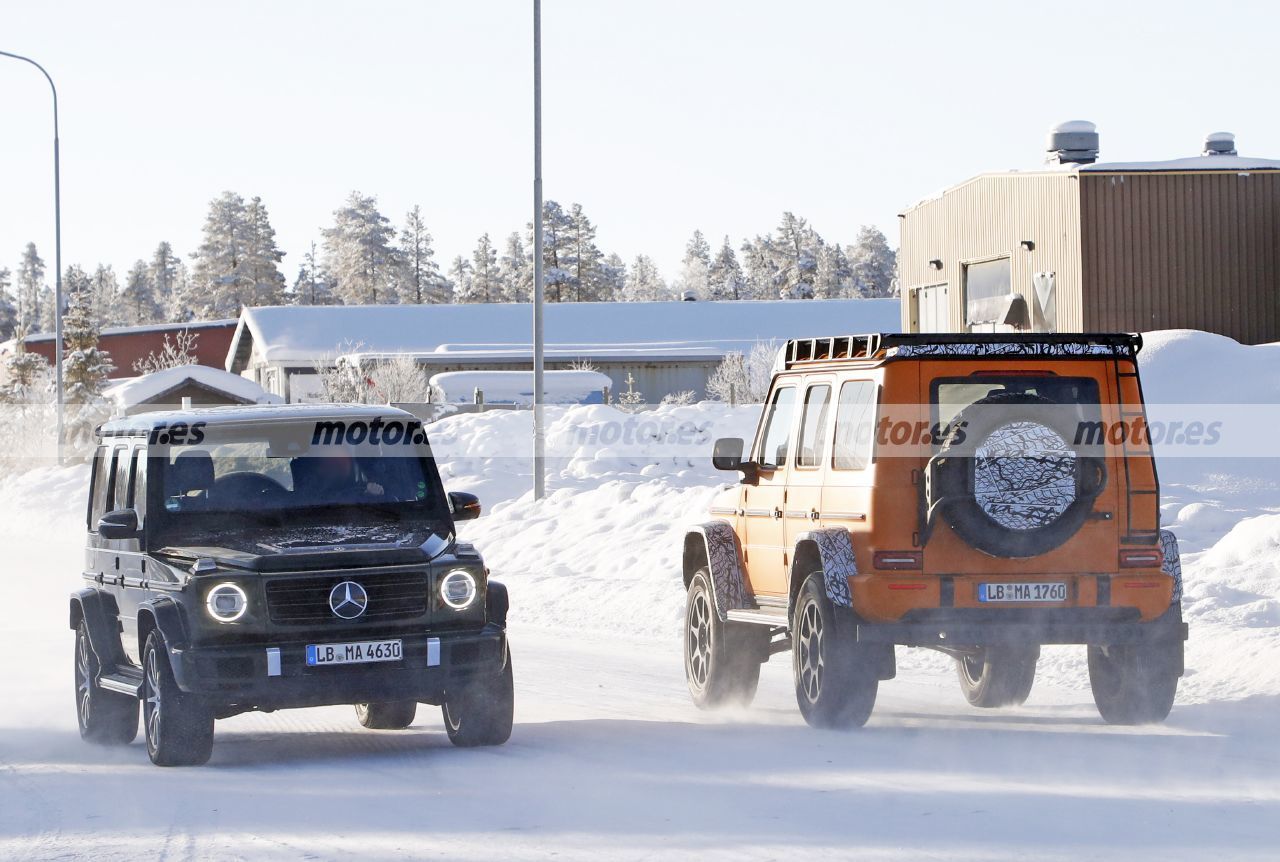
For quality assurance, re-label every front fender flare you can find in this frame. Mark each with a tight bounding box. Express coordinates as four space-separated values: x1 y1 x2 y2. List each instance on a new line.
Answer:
683 521 752 620
70 587 126 669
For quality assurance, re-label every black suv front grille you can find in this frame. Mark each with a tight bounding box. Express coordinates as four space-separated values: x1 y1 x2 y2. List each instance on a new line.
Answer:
264 571 429 624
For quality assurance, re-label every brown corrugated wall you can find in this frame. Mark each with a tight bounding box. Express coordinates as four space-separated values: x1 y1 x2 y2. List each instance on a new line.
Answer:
1080 171 1280 344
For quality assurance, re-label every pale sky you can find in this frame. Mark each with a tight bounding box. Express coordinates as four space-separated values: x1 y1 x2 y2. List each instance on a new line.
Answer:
3 0 1279 288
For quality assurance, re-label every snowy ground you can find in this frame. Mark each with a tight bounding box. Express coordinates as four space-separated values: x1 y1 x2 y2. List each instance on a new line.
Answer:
2 329 1279 859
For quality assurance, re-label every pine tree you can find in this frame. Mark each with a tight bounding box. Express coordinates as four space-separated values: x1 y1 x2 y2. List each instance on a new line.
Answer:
815 242 853 299
62 284 114 405
567 203 606 301
292 240 335 305
2 344 49 403
190 191 287 316
395 205 447 304
0 268 16 341
680 230 712 299
600 252 626 301
774 212 819 299
16 243 45 336
708 236 746 300
90 264 120 328
622 254 669 301
740 236 780 300
530 200 575 303
848 225 897 297
470 234 501 303
148 241 182 320
120 260 162 325
323 192 398 305
499 232 530 302
448 256 476 302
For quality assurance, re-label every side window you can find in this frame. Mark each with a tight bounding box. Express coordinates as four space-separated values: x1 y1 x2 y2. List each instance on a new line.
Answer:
833 381 877 471
88 446 110 529
128 447 147 524
795 384 832 469
756 386 796 470
112 446 131 511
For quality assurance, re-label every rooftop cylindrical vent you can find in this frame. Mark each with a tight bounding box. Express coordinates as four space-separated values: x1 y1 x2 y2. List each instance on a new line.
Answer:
1203 132 1237 156
1045 121 1099 165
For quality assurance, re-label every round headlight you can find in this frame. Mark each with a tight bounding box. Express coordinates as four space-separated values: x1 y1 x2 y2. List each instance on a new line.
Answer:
440 570 478 610
205 583 248 623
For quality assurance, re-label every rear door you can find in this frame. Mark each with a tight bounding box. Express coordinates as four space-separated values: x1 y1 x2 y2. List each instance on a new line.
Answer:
785 379 833 583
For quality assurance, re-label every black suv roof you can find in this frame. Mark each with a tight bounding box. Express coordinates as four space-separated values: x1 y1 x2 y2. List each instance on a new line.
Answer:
98 403 420 438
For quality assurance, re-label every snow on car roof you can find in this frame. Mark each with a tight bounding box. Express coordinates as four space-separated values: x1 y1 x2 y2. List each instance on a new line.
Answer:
98 402 420 436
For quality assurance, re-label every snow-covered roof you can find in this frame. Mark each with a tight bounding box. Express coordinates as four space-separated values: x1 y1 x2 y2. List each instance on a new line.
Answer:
104 364 283 411
228 299 903 369
1078 153 1280 172
430 370 612 405
23 318 237 343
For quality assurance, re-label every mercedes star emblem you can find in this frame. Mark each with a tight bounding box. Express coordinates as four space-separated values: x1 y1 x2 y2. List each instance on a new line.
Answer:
328 581 369 619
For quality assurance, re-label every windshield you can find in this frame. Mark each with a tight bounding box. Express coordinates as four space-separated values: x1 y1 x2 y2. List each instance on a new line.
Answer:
150 420 450 527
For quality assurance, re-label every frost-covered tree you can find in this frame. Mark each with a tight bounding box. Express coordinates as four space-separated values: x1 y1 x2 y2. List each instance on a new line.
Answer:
292 241 335 305
147 242 183 320
567 203 608 301
469 234 501 303
499 232 530 302
815 242 853 299
600 252 627 301
622 254 669 301
90 264 120 328
708 236 746 300
323 192 398 305
680 230 712 299
120 260 162 325
773 212 819 299
16 243 46 336
740 236 779 301
395 205 447 304
448 255 475 302
190 191 287 316
1 344 50 404
706 340 779 403
133 330 199 375
0 268 16 341
848 225 897 298
530 200 575 303
62 284 114 405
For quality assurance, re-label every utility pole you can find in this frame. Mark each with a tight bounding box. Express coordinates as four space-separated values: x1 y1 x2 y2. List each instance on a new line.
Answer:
1 50 63 464
532 0 546 500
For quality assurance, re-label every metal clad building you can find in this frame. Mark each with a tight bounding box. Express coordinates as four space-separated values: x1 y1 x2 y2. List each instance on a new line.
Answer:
899 124 1280 344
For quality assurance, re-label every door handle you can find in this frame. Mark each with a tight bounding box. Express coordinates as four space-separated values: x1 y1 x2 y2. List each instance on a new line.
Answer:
772 507 783 520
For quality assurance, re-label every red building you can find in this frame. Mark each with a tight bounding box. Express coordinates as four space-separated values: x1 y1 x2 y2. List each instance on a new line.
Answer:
20 319 238 379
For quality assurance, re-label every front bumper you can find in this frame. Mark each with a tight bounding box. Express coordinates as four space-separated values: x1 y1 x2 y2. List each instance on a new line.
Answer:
851 606 1188 648
167 624 507 710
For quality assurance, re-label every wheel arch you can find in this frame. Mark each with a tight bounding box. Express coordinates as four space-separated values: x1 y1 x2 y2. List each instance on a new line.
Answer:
786 528 856 617
70 587 127 669
682 522 752 619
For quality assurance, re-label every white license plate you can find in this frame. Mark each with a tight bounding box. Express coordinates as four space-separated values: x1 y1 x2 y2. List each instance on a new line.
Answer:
978 582 1067 603
306 639 403 666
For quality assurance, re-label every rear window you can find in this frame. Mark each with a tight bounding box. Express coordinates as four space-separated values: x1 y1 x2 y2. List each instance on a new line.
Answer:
931 375 1101 431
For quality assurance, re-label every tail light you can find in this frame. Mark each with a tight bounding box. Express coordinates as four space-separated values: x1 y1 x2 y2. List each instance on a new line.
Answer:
1119 549 1163 568
874 550 923 570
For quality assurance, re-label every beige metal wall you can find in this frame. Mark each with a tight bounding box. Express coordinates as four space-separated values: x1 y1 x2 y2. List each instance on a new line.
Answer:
898 173 1084 332
1080 171 1280 344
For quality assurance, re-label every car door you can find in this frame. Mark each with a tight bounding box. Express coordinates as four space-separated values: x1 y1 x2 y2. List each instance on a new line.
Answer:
117 444 150 663
741 382 798 597
818 378 880 561
785 379 834 584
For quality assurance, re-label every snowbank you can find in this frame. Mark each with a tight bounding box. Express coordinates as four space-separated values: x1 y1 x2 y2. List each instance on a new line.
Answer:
430 369 611 405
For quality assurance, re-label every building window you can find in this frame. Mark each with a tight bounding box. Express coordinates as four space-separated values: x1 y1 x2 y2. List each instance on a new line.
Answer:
964 257 1012 329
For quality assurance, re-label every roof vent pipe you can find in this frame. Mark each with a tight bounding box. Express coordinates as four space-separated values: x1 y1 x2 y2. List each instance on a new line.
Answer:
1203 132 1237 156
1045 121 1099 165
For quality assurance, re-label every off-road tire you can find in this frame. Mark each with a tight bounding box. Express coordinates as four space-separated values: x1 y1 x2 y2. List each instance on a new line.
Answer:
683 570 765 709
1088 643 1179 725
955 646 1040 708
442 649 514 747
142 631 215 766
792 572 878 729
355 701 418 729
74 621 138 745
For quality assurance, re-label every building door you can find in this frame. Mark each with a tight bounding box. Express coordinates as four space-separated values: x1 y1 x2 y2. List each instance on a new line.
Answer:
915 284 949 333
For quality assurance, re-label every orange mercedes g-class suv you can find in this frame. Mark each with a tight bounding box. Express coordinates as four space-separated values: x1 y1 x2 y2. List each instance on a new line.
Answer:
682 333 1186 728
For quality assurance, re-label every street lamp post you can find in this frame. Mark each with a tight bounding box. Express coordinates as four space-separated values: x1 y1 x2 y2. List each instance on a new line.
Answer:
1 49 64 464
532 0 546 500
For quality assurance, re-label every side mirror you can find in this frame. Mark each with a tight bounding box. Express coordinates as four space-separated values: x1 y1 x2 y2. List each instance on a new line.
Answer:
98 508 140 540
449 491 482 521
712 437 744 471
712 437 759 484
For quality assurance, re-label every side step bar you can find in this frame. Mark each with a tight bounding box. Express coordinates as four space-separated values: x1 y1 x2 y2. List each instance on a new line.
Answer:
726 607 788 627
98 667 144 698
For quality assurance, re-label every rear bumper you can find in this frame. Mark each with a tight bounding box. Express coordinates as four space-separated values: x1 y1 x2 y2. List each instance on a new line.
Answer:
852 607 1187 648
167 625 506 710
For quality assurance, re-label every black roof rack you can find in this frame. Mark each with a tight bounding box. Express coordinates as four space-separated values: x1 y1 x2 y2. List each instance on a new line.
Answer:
783 332 1141 367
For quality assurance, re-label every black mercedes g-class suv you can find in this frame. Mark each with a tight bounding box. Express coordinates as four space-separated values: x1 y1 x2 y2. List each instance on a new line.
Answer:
71 404 512 766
